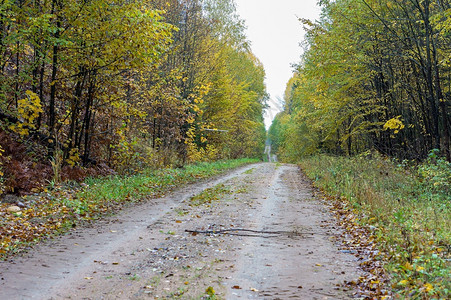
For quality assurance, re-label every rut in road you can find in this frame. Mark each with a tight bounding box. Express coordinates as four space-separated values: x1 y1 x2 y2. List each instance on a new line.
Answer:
0 163 363 299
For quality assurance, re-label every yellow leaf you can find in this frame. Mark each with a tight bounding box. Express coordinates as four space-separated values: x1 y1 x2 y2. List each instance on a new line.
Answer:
403 262 413 270
424 283 433 292
399 279 409 286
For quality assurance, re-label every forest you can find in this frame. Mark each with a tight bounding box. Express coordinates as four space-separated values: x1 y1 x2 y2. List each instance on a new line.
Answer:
269 0 450 163
0 0 267 195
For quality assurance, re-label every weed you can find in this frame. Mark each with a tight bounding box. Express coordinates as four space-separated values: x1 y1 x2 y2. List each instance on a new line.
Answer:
128 274 140 281
174 208 189 216
205 286 217 299
149 275 161 286
166 287 186 298
160 230 176 235
50 149 63 185
234 185 248 194
299 153 450 298
243 168 255 174
189 184 231 206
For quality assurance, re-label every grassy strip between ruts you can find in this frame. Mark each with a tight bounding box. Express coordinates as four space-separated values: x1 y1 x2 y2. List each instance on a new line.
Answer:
0 158 258 259
299 153 450 299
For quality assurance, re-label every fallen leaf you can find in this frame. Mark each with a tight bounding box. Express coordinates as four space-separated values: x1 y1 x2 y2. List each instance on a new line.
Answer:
84 277 93 280
250 288 258 292
398 279 409 286
232 285 241 289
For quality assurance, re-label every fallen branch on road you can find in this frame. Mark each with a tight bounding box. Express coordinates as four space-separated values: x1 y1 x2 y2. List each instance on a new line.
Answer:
185 228 315 238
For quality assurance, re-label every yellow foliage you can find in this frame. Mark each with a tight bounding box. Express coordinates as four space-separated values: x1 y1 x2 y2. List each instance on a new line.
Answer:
398 279 410 286
383 116 405 134
185 125 218 163
9 91 43 136
66 148 80 167
186 116 195 124
403 261 413 271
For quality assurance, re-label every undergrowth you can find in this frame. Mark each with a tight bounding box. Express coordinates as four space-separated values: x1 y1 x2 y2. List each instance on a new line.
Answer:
299 152 450 299
0 158 258 258
188 184 231 206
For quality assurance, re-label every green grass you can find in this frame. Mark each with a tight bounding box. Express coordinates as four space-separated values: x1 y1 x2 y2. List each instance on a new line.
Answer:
188 183 231 206
299 153 450 298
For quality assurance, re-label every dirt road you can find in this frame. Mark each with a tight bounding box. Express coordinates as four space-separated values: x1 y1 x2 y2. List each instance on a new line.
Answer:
0 163 363 299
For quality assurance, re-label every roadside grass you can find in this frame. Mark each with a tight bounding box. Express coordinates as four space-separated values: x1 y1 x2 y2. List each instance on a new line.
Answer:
299 153 450 299
0 158 258 258
81 158 257 206
188 184 231 206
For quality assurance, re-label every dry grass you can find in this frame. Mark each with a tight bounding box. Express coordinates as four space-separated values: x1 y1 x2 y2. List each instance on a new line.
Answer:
299 153 450 298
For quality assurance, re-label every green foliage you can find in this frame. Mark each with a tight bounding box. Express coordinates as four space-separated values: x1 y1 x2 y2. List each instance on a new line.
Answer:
300 154 450 298
417 149 451 199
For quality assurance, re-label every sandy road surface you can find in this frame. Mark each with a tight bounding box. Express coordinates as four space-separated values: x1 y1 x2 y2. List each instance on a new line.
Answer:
1 163 362 299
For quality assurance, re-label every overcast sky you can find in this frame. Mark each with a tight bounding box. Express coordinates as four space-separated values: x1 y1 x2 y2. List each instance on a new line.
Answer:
234 0 321 128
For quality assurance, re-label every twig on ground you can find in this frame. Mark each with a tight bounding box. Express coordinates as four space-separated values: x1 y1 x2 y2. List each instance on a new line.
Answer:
185 228 315 238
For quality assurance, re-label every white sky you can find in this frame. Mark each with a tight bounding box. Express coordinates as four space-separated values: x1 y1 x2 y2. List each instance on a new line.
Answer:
234 0 321 129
